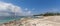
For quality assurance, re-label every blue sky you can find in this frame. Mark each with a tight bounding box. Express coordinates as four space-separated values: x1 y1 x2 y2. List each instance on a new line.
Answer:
0 0 60 15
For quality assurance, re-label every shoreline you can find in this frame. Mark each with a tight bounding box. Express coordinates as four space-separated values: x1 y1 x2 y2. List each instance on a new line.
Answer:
0 16 60 26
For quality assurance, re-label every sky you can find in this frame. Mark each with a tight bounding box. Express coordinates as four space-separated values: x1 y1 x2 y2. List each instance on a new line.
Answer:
0 0 60 16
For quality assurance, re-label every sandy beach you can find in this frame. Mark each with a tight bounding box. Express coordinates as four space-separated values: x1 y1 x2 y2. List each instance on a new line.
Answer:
0 16 60 26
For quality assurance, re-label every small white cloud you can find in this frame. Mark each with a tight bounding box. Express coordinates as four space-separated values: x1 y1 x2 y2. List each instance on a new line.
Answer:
27 11 31 14
0 2 32 16
49 8 59 12
23 11 33 16
32 8 35 10
24 8 28 11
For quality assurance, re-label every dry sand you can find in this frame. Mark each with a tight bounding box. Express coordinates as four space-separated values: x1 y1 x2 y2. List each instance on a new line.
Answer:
0 16 60 26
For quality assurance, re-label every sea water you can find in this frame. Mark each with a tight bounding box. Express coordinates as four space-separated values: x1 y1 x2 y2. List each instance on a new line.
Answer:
0 16 25 24
0 16 39 24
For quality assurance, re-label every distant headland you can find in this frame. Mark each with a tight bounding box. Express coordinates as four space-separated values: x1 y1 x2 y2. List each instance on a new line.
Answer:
34 12 60 16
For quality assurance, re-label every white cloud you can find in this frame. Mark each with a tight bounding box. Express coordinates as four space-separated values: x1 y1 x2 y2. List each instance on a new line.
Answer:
27 11 31 14
24 8 28 11
0 2 32 16
48 8 59 12
32 8 35 10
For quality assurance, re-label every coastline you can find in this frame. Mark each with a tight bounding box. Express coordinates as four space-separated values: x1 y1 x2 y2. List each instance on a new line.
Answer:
0 16 60 26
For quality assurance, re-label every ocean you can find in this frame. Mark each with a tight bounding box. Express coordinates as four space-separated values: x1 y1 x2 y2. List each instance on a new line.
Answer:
0 16 25 24
0 16 38 24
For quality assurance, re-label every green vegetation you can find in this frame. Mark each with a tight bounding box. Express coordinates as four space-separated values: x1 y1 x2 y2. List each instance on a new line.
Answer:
34 12 60 16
